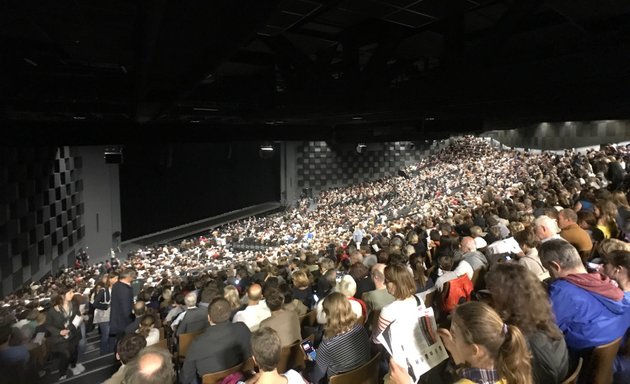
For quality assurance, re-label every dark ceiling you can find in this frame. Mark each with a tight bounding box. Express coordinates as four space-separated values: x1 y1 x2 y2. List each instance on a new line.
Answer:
2 0 630 144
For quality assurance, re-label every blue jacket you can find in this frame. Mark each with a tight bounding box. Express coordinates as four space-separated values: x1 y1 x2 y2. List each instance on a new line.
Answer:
549 279 629 351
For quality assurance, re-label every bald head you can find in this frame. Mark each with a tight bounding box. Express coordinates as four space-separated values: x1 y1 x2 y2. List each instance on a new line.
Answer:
460 237 476 253
123 347 175 384
247 283 262 303
371 263 387 289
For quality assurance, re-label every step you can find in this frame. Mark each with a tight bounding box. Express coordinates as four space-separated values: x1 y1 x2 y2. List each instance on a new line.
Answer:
58 362 120 384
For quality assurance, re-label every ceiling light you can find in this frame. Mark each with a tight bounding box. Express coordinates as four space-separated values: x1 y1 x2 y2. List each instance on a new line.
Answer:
193 107 219 112
190 120 200 123
260 144 274 151
352 116 363 120
73 116 86 120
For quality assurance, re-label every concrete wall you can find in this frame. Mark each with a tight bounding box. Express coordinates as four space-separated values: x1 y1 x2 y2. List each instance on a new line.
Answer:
75 146 121 264
482 120 630 150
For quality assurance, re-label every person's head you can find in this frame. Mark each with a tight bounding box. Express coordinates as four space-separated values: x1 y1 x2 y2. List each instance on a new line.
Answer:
117 334 147 364
291 271 310 290
208 297 231 324
133 301 147 317
451 301 532 384
602 250 630 290
53 285 75 307
460 237 477 253
246 283 263 304
513 229 538 252
322 292 356 338
184 292 197 308
348 262 369 281
120 268 137 284
577 210 598 229
533 215 559 241
437 253 454 271
539 239 585 278
384 263 416 300
370 263 387 288
138 314 156 338
264 288 284 312
319 258 335 274
336 275 357 298
323 269 337 288
350 250 363 265
223 285 241 309
122 346 175 384
108 273 119 286
251 327 282 372
485 263 562 340
557 209 578 229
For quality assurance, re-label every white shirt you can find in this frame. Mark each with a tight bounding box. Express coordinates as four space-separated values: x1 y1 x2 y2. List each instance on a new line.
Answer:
435 260 474 292
485 237 522 256
232 302 271 331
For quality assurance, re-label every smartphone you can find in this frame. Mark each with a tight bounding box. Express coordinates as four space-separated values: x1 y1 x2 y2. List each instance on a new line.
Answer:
301 340 316 361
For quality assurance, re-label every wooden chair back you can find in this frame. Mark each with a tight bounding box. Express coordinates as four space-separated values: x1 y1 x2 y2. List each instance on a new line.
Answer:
581 337 621 384
159 326 165 340
178 330 203 362
329 351 381 384
276 340 306 373
560 357 582 384
154 338 169 351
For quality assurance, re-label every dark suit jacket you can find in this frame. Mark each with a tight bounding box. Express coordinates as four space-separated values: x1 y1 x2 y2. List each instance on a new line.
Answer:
109 281 134 335
175 307 208 337
180 322 251 384
124 318 141 335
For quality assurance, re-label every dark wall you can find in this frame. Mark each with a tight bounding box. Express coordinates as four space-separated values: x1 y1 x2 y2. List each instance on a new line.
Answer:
483 120 630 150
0 146 85 297
119 142 280 240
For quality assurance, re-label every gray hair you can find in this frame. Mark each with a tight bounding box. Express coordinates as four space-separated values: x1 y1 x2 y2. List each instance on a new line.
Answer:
539 239 582 270
184 292 197 307
534 215 559 234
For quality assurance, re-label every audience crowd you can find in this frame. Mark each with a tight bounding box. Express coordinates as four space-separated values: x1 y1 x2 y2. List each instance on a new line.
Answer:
1 136 630 384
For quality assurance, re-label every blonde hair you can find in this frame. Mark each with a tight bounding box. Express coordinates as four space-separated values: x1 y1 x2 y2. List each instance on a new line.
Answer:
292 270 310 289
453 302 533 384
322 292 356 339
336 275 357 297
223 285 241 309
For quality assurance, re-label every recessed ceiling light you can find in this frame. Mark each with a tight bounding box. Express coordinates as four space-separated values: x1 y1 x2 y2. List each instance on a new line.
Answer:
352 116 363 120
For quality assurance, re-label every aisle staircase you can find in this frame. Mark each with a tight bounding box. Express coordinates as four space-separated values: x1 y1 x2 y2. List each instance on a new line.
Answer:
43 329 120 384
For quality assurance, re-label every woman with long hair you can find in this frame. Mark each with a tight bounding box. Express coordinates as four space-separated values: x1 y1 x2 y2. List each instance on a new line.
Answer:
602 250 630 293
485 263 568 383
438 301 533 384
595 199 620 239
304 292 371 383
92 273 117 355
136 314 160 346
409 253 434 293
45 286 85 379
223 284 244 321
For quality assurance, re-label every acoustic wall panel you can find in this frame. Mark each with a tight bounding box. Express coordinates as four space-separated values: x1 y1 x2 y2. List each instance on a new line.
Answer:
0 146 85 297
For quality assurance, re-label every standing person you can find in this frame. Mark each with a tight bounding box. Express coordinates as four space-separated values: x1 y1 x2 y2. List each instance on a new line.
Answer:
45 286 85 379
93 273 117 354
109 268 136 352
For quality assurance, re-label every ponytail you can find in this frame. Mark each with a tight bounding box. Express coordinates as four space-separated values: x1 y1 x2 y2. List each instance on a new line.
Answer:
497 324 533 384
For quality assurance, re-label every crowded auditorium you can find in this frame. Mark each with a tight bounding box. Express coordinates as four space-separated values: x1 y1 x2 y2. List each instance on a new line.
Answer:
2 2 630 384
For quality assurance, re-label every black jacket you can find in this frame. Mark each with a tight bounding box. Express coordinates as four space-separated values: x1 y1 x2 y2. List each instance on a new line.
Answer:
180 322 251 384
109 281 134 335
528 330 569 384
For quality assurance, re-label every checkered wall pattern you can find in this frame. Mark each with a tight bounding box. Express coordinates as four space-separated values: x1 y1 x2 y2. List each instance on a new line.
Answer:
0 146 85 296
296 141 434 194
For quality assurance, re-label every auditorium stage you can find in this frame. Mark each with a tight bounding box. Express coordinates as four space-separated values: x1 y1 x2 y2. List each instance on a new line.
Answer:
120 201 283 253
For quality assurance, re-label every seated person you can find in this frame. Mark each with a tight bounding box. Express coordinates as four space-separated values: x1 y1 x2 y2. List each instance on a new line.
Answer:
433 253 473 292
104 334 147 384
124 301 146 335
136 314 160 346
174 293 208 337
232 284 271 332
180 297 251 384
304 292 371 384
247 327 304 383
259 288 301 347
123 346 176 384
0 321 29 368
539 239 629 353
485 263 569 383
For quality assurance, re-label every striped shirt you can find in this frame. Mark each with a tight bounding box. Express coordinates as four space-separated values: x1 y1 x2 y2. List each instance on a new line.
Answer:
309 325 371 383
